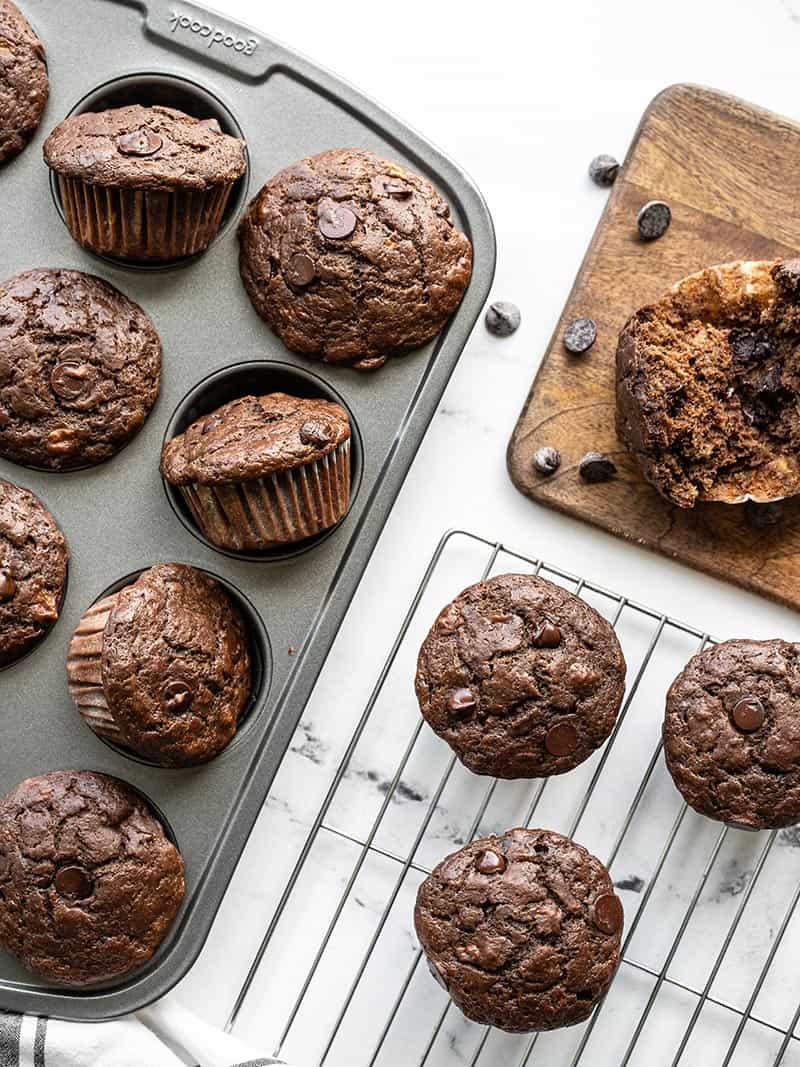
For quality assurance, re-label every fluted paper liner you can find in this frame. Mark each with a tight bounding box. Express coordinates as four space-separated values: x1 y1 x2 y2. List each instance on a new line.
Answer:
56 174 234 261
66 592 126 744
179 439 351 552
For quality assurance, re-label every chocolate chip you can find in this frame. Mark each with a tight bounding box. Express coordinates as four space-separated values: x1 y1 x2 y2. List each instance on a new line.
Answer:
0 569 15 602
286 253 316 287
533 446 561 476
757 365 783 395
730 329 756 363
773 258 800 296
382 178 412 199
579 452 617 483
54 866 94 901
475 849 507 875
447 687 476 719
162 680 192 713
731 695 765 733
299 419 331 446
318 202 357 239
116 128 163 156
545 721 579 756
195 117 222 133
485 301 521 337
589 154 619 186
50 360 91 400
591 892 623 935
745 500 784 529
637 200 671 240
532 620 561 648
563 317 597 354
201 414 222 436
44 427 80 456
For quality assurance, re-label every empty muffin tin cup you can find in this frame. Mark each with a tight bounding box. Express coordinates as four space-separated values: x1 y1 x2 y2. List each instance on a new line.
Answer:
49 72 249 270
67 567 271 767
162 362 363 562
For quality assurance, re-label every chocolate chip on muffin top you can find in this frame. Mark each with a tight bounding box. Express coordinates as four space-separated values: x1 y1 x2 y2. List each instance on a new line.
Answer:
0 477 67 668
160 392 351 486
414 828 623 1032
664 638 800 829
0 268 161 470
0 770 184 986
415 573 626 779
0 0 48 164
43 104 246 189
238 147 473 369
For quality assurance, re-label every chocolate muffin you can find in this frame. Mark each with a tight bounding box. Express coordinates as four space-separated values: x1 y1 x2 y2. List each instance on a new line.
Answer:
415 574 626 779
238 147 473 370
0 269 161 470
664 638 800 829
0 1 48 164
0 770 184 986
43 105 246 260
0 478 67 668
415 828 623 1032
67 564 251 766
160 392 352 551
617 258 800 508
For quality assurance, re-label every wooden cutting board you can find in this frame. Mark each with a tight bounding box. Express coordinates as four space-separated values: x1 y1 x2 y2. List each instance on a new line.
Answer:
507 83 800 611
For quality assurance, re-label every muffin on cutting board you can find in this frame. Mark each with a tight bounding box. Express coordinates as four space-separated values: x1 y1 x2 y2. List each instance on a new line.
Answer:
0 0 48 164
238 147 473 370
0 770 184 986
67 563 251 767
415 573 626 778
415 828 623 1032
617 258 800 508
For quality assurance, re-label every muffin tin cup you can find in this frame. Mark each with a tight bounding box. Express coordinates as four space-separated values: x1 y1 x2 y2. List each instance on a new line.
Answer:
56 174 236 261
177 439 352 553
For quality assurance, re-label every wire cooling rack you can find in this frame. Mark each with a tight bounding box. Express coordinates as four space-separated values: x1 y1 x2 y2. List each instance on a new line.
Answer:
224 529 800 1067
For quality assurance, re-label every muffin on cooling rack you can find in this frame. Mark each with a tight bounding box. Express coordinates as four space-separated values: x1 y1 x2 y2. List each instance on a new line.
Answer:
415 573 627 778
43 104 246 260
67 563 251 767
238 147 473 370
160 392 352 551
664 638 800 829
0 268 161 470
415 827 623 1032
0 770 184 986
0 477 67 668
617 258 800 508
0 0 48 164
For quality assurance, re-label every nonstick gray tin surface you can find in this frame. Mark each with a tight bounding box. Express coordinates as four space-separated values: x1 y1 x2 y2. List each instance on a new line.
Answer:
0 0 495 1020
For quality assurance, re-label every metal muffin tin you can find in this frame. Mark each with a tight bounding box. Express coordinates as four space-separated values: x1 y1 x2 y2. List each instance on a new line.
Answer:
0 0 495 1019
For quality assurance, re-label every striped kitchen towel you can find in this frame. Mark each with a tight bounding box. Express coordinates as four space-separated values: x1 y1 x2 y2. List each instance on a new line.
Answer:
0 997 289 1066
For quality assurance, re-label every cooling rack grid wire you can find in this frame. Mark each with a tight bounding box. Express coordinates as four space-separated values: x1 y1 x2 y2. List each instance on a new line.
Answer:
225 529 800 1067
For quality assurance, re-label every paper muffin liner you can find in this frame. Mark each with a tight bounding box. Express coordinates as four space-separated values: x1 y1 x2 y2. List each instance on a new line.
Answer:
66 592 126 744
56 174 234 260
179 439 352 552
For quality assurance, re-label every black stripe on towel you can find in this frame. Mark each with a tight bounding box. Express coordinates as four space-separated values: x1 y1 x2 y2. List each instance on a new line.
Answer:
34 1017 47 1067
0 1013 21 1067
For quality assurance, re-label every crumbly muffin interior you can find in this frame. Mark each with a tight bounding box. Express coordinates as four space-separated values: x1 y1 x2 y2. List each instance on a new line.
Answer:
617 259 800 507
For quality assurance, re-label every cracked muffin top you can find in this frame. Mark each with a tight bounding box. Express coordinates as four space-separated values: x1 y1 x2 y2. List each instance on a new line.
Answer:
160 392 351 486
664 638 800 829
238 147 473 370
617 258 800 508
0 0 48 164
415 573 626 779
0 478 67 668
0 268 161 470
414 828 623 1033
43 105 246 189
97 564 251 766
0 770 184 986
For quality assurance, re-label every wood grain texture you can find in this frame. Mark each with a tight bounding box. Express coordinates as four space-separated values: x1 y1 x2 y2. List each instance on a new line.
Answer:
507 83 800 611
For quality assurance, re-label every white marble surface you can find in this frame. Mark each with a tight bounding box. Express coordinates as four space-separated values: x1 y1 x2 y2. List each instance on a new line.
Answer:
169 1 800 1063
